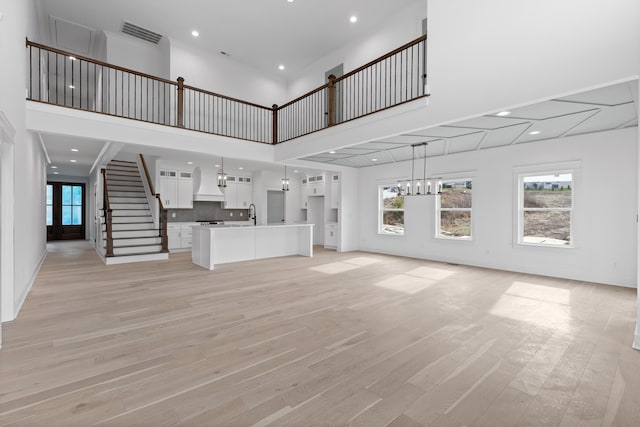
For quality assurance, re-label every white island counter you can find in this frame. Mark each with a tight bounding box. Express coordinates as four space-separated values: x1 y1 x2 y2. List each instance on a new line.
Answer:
191 224 314 270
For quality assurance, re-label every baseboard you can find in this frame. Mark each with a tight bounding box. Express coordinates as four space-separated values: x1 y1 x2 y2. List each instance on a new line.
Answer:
13 248 47 319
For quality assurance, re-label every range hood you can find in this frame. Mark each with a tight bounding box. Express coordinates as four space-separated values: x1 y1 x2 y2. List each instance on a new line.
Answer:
192 166 225 202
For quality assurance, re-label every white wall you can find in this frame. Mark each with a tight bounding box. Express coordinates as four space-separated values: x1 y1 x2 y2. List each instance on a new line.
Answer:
277 0 640 161
358 128 638 287
170 39 288 107
252 169 301 226
0 0 48 322
105 31 170 78
287 0 425 98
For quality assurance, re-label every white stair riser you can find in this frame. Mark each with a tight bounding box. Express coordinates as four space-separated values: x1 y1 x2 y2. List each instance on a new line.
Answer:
108 185 145 192
107 167 139 174
105 237 162 247
107 170 140 176
112 209 151 216
110 197 148 204
113 245 162 255
104 229 160 238
112 216 153 223
104 223 155 231
111 203 150 210
104 252 169 265
109 191 146 197
107 179 143 186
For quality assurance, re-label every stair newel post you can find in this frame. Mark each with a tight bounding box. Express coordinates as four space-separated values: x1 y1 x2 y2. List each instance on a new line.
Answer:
271 104 278 144
327 74 336 127
106 209 114 257
177 76 185 128
102 168 114 257
160 204 168 252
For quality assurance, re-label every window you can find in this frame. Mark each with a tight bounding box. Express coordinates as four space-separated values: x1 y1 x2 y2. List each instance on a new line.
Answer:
437 179 472 239
379 184 404 235
46 184 53 226
61 184 83 226
519 172 573 246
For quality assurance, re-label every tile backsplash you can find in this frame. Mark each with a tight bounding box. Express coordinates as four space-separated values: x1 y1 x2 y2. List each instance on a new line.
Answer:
167 201 249 222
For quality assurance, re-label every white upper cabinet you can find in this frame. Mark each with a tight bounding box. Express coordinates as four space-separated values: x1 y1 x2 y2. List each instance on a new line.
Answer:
330 174 340 209
159 169 193 209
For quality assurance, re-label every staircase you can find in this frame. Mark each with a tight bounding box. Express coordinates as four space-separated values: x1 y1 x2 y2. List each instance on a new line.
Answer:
101 160 169 264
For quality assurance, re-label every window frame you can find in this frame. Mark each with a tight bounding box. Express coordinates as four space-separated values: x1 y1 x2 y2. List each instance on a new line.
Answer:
515 162 578 248
378 184 405 236
435 177 473 241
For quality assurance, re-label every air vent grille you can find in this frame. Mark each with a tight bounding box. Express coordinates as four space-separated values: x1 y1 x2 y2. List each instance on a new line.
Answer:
121 21 163 44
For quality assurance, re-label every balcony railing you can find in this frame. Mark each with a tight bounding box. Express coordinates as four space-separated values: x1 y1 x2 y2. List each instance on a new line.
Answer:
26 35 427 145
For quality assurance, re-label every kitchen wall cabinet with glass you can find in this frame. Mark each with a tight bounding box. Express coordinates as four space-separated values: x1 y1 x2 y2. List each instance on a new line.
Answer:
159 169 193 209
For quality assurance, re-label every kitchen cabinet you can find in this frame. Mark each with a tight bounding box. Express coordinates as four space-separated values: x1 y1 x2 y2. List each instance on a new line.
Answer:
308 174 325 196
330 174 340 209
160 169 192 209
168 222 197 251
159 170 178 208
224 175 252 209
237 176 253 208
177 171 193 209
300 178 308 209
168 223 181 250
325 223 338 248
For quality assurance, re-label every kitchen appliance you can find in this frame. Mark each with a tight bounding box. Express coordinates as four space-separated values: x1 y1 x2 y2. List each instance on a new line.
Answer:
193 167 225 202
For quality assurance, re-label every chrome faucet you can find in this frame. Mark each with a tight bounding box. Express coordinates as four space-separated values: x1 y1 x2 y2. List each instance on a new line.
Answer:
248 203 256 226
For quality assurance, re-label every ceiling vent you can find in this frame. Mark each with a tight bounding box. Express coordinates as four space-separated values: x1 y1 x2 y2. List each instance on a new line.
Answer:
121 21 163 44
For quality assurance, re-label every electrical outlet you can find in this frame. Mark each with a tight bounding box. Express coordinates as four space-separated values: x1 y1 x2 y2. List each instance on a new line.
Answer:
172 212 176 218
229 212 233 217
239 212 243 217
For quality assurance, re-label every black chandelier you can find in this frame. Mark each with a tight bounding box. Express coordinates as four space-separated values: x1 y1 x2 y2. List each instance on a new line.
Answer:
399 142 441 196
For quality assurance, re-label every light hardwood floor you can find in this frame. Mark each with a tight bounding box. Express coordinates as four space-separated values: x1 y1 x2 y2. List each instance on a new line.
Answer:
1 241 639 426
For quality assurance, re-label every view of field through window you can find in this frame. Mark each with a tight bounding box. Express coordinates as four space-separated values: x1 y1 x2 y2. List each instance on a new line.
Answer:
438 179 472 238
381 185 404 235
522 173 572 245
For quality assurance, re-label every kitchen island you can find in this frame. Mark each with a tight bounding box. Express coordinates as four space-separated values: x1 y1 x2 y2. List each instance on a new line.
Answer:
191 224 314 270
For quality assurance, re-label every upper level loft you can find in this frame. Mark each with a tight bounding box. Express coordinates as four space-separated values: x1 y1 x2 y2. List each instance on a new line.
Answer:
26 36 428 146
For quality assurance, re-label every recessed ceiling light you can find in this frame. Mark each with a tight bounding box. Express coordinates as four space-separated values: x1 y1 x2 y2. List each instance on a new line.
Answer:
350 15 358 23
68 56 76 61
278 64 285 70
238 167 244 170
191 30 199 37
68 85 75 89
288 0 294 3
50 166 58 169
70 159 77 163
187 161 193 165
329 151 336 154
70 148 79 152
528 130 541 135
372 158 378 162
53 172 59 174
496 111 511 116
215 164 220 167
294 170 299 173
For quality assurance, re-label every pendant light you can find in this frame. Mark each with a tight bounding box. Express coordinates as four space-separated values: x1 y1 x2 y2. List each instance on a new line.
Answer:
217 157 227 187
282 164 290 191
404 142 440 197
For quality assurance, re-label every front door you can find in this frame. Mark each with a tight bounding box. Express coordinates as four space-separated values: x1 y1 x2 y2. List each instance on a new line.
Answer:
47 182 85 241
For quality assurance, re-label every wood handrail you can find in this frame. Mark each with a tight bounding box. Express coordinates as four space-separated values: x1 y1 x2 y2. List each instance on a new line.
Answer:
183 84 272 111
139 155 168 252
101 168 114 257
335 35 427 84
139 154 155 195
26 39 178 86
276 35 426 111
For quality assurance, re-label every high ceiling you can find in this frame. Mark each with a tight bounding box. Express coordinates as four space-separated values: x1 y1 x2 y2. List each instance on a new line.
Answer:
42 80 638 178
301 80 639 167
36 0 420 80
